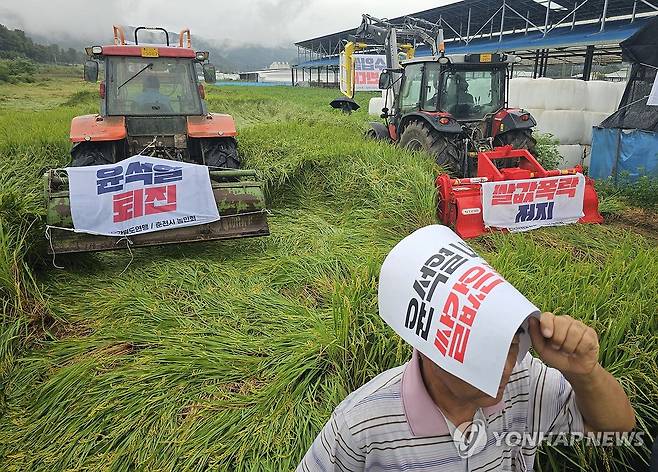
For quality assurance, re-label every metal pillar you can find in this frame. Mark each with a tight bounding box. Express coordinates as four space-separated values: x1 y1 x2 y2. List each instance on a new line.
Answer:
466 8 472 43
600 0 609 32
572 2 577 29
544 0 552 36
533 50 540 78
631 0 637 22
499 0 506 42
582 45 595 81
540 49 549 77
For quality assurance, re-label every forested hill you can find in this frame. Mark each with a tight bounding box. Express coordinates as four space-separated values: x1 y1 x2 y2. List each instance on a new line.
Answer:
0 24 296 73
0 24 85 64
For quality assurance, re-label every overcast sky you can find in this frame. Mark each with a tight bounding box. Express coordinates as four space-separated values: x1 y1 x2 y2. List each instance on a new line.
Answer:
0 0 456 46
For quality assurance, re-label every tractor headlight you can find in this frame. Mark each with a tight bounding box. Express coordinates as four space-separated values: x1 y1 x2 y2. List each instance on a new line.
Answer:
438 56 450 65
91 46 102 55
196 51 209 61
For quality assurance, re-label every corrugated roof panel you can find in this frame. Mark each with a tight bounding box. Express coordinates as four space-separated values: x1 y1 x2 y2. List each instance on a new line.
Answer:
294 18 649 68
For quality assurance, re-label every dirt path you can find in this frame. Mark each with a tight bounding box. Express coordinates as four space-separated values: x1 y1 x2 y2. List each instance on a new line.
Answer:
605 207 658 241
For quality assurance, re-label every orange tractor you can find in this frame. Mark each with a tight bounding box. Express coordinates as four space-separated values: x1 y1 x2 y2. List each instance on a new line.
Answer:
44 26 269 254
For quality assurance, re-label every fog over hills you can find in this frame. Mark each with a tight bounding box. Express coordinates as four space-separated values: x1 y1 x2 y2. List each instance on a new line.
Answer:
22 26 297 72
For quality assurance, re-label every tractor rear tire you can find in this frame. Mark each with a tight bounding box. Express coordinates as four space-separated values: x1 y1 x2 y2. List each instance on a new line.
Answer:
70 142 114 167
492 129 537 169
493 129 537 153
202 138 241 169
399 121 464 176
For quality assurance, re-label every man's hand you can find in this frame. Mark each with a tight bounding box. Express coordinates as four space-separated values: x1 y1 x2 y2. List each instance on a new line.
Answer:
528 312 634 433
528 312 599 377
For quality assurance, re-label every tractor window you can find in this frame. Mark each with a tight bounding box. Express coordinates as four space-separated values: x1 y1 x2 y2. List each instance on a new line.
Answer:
399 63 424 113
440 68 504 120
423 62 442 110
106 57 203 116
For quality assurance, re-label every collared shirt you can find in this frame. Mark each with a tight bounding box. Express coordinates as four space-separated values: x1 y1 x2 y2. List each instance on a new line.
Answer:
297 351 584 472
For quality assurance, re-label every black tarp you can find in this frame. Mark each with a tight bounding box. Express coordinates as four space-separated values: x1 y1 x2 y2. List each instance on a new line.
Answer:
621 15 658 67
601 17 658 132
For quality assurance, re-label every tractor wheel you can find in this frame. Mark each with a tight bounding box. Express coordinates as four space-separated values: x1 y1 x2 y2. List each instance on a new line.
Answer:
70 142 114 167
202 138 241 169
493 129 537 153
492 129 537 169
399 121 464 176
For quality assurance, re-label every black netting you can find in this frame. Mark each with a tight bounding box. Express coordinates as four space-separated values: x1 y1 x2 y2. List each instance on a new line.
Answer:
600 64 658 132
620 16 658 67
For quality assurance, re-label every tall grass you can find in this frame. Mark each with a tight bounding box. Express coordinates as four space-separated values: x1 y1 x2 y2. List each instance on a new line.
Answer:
0 83 656 471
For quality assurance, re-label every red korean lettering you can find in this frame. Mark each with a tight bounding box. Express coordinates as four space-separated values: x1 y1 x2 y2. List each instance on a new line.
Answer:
434 327 451 356
144 184 177 215
491 183 514 205
556 176 579 198
449 324 471 363
535 179 558 201
459 304 477 327
512 181 538 204
113 189 143 223
442 292 459 319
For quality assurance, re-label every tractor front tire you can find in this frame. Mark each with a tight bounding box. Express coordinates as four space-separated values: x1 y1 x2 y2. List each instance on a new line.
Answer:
202 138 241 169
70 142 114 167
399 121 464 176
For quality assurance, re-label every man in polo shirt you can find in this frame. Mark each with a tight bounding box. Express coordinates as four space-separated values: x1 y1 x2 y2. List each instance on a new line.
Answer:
297 228 635 472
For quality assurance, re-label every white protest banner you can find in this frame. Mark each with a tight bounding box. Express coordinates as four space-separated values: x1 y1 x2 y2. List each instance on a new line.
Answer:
481 174 585 233
649 74 658 106
340 53 387 93
378 225 539 397
66 155 220 237
354 54 387 91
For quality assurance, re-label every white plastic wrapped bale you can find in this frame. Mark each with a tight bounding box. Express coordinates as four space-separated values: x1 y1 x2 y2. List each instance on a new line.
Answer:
586 81 626 113
508 78 533 108
582 112 611 144
547 79 588 111
509 77 548 109
557 145 584 168
536 110 586 145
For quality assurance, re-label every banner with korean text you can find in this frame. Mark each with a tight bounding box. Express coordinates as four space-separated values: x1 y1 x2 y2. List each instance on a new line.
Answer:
340 53 387 93
66 155 220 237
354 54 386 91
378 225 540 397
481 174 586 232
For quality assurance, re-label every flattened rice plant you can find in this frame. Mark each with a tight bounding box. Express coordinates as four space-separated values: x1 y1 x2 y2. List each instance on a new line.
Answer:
0 83 655 472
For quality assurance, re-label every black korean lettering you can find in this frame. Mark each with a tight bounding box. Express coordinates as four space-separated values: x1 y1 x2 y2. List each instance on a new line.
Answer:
405 298 419 330
416 302 434 341
449 241 478 259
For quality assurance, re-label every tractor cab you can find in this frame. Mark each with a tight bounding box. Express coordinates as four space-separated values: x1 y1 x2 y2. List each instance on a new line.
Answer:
76 26 228 165
381 53 517 127
415 56 506 122
374 52 537 177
